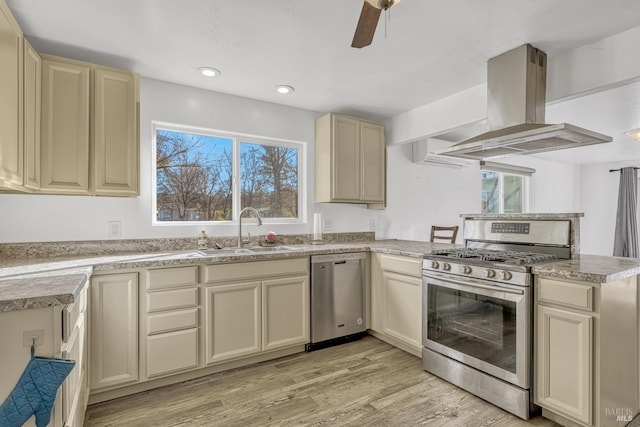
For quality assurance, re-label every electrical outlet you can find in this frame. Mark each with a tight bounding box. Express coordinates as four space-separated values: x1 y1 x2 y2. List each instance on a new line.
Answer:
323 218 333 231
369 219 377 231
109 220 121 238
23 330 44 347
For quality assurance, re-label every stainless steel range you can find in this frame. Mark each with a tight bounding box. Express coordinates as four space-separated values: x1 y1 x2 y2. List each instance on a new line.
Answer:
422 219 571 419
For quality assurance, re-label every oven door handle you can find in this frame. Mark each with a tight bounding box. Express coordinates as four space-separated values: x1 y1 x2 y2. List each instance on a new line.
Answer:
424 273 525 296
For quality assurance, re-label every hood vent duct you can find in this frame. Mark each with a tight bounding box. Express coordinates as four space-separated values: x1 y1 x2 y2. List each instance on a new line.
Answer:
436 44 612 160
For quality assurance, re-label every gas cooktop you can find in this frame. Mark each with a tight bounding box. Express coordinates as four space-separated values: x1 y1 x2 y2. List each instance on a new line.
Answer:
429 248 558 266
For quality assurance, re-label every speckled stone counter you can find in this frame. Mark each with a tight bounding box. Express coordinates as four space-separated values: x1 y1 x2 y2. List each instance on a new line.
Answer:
2 237 638 311
0 267 91 312
0 239 459 312
532 254 640 283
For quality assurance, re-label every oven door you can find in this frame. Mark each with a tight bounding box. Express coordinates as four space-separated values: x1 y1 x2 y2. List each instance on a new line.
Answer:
422 271 530 388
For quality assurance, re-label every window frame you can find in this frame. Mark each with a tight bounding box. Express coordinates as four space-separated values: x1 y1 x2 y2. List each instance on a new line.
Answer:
151 121 306 226
481 161 534 214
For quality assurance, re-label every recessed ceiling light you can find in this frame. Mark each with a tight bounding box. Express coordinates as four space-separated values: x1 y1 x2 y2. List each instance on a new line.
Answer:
275 85 295 94
198 67 221 78
625 128 640 141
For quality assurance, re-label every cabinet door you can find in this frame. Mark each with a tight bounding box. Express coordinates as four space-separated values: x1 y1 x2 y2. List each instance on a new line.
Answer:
92 66 139 196
382 271 422 352
90 273 139 390
360 121 385 202
262 275 309 351
0 2 23 188
41 55 90 194
535 305 592 425
331 114 360 201
146 328 199 378
23 39 40 190
205 282 261 364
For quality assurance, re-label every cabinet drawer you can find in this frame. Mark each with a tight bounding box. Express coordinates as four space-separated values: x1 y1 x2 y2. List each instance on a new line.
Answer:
147 266 199 290
62 313 85 419
204 258 308 284
537 278 593 311
147 288 198 312
380 254 422 278
147 308 199 335
62 284 87 343
146 328 199 378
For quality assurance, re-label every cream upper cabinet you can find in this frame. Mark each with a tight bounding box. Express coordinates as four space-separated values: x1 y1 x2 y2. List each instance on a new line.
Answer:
534 275 639 427
90 273 139 391
40 55 90 194
0 0 23 190
92 65 139 196
370 253 423 356
23 38 41 190
316 113 385 205
40 54 139 196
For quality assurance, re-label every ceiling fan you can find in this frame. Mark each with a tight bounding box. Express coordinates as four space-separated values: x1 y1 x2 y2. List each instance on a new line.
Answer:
351 0 402 48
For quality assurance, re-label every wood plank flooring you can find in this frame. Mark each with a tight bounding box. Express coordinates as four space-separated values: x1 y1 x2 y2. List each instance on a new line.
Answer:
84 336 561 426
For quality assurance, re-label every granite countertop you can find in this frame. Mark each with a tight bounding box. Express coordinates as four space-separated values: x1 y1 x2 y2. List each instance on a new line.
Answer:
532 254 640 283
2 238 639 313
0 240 456 313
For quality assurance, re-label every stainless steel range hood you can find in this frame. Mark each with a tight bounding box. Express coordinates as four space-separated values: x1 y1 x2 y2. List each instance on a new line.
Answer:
436 44 612 160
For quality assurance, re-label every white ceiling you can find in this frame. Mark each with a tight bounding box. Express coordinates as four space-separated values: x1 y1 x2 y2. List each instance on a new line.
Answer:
6 0 640 164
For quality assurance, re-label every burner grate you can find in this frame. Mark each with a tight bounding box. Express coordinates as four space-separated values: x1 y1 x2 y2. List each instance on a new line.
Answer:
430 248 557 265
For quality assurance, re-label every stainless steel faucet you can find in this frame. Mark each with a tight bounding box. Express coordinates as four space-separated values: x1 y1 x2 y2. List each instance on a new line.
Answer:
238 207 263 248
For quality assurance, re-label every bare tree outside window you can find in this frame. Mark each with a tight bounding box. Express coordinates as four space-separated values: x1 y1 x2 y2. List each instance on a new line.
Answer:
155 127 301 223
156 130 232 221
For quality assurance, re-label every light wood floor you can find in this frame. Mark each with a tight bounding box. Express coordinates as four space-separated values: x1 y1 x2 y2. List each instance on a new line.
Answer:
84 336 561 426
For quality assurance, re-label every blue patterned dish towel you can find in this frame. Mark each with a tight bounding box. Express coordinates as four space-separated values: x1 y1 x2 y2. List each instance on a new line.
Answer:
0 345 75 427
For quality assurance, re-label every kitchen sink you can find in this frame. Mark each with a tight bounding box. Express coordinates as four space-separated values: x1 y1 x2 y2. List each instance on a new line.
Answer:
188 246 301 257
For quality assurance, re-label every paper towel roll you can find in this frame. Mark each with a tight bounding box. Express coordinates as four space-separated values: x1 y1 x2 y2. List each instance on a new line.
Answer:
313 213 323 241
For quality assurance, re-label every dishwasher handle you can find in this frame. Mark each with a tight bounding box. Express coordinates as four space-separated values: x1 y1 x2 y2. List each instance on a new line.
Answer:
311 252 366 264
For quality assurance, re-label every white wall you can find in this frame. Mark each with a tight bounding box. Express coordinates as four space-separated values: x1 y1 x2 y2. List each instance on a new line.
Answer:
505 156 581 213
579 160 640 256
376 143 481 243
0 78 377 243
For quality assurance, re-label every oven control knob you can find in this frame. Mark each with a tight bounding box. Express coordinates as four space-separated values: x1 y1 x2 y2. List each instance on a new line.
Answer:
485 269 496 278
500 271 513 281
463 266 472 274
443 263 451 271
431 261 440 269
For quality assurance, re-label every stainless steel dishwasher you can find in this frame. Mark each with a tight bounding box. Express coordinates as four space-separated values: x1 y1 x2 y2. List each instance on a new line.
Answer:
306 252 366 351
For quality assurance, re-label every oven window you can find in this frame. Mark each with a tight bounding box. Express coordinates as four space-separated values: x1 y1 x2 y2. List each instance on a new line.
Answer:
427 284 517 373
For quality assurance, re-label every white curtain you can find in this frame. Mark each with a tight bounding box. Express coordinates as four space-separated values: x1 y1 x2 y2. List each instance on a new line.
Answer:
613 167 639 257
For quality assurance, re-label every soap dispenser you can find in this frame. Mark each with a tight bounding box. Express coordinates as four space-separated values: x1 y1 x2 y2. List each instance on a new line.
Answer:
198 229 208 249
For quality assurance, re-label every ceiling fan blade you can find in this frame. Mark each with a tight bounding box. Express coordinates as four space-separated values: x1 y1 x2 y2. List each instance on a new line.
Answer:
351 1 382 48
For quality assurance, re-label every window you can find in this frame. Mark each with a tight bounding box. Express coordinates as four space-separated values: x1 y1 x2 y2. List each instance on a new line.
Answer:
481 161 534 214
153 123 304 224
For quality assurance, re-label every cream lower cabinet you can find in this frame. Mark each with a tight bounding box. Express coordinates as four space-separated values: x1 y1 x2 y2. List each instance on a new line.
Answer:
144 265 200 380
370 253 423 356
534 275 639 427
90 273 139 391
205 281 261 363
0 282 88 427
204 258 309 365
